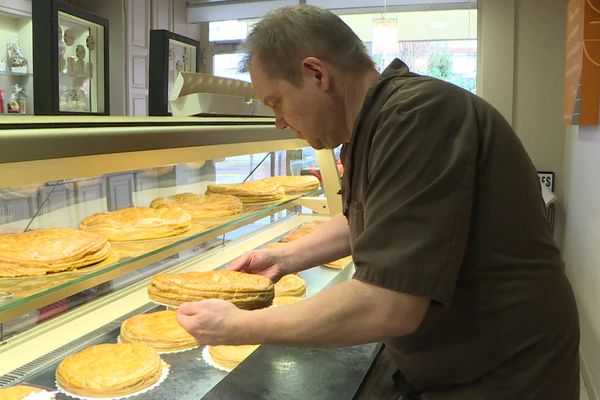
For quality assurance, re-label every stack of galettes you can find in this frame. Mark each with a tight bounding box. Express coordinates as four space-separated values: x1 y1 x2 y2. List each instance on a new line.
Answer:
1 176 325 393
120 310 197 352
207 344 260 371
148 270 275 309
260 175 320 193
0 228 110 278
274 221 353 270
80 206 192 241
55 343 165 398
205 174 320 204
206 181 286 204
150 193 243 219
0 385 56 399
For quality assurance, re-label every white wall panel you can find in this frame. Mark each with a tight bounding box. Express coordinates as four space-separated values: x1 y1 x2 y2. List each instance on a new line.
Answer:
152 0 173 30
0 0 31 16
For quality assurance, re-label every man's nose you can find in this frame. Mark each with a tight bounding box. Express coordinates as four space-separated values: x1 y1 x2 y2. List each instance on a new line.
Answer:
275 116 289 129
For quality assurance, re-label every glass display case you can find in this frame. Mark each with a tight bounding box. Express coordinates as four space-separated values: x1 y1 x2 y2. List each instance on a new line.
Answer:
0 117 372 399
32 1 109 115
149 30 200 116
0 11 33 115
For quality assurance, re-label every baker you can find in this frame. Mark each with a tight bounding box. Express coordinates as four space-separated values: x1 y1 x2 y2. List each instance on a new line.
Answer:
176 5 580 399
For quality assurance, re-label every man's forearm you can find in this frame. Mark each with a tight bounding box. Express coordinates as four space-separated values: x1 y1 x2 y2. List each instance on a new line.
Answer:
233 279 429 347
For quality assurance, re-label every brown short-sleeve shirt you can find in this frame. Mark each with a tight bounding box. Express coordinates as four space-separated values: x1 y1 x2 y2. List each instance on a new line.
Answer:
342 60 579 399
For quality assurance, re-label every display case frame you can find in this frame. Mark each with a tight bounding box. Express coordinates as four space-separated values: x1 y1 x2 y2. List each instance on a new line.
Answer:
149 30 200 116
0 116 342 324
32 1 110 115
0 116 359 398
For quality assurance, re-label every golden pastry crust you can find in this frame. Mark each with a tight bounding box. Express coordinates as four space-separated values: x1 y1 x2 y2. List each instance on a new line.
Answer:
274 274 307 297
261 175 320 193
80 207 191 241
56 343 163 397
324 255 353 270
150 193 243 219
264 242 288 250
206 181 285 203
272 295 305 306
148 270 274 309
208 344 260 370
0 385 55 400
280 221 325 242
120 310 197 352
0 228 110 278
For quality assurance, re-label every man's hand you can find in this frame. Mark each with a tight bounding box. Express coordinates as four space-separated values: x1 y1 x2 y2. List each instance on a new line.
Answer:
228 248 289 281
176 299 248 345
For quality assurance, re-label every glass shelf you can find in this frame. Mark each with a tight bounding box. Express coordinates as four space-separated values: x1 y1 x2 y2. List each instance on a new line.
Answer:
0 71 32 77
0 188 322 322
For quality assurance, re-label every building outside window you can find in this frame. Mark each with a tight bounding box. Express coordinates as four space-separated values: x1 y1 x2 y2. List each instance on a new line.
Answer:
209 8 477 92
341 8 477 93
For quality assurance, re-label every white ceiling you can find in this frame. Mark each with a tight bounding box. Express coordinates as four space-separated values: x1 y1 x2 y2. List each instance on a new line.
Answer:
187 0 477 23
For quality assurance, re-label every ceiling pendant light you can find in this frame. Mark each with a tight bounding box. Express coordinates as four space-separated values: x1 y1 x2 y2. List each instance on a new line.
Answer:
372 0 398 55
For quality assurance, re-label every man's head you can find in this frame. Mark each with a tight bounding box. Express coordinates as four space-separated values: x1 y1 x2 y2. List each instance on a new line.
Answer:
240 5 373 85
240 5 375 149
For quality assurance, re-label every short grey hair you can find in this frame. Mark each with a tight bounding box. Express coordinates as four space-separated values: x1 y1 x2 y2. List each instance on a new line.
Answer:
240 5 375 86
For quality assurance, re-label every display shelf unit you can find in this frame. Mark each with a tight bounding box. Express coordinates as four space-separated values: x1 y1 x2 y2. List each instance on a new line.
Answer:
0 115 342 331
32 1 109 115
0 116 361 399
0 10 33 114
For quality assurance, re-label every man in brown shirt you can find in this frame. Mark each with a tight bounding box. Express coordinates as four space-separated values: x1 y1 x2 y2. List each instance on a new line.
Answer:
176 5 580 399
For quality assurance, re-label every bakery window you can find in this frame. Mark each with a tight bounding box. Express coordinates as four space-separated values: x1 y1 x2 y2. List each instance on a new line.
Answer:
0 116 362 398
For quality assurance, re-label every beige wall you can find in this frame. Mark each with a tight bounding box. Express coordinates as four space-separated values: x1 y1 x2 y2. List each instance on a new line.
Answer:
563 125 600 400
480 0 600 397
512 0 567 248
478 0 566 221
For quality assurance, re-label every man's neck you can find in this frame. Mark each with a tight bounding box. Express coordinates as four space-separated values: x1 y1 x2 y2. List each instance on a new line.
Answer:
342 68 381 143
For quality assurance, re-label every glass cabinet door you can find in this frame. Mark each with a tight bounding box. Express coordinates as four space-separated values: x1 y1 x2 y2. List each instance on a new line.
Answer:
57 12 105 113
32 1 109 115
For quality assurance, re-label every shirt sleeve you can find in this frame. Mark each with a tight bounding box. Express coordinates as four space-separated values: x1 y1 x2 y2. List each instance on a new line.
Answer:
352 80 478 306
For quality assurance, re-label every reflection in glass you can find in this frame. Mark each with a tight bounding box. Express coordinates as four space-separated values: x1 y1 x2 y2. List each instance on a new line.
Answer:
167 39 196 112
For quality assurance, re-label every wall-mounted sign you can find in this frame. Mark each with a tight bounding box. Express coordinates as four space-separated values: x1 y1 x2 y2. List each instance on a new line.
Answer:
564 0 600 126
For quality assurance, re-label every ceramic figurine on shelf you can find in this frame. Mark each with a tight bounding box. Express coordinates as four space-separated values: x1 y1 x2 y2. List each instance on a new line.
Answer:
61 88 89 112
7 84 26 114
7 39 28 74
58 39 67 74
63 29 74 46
77 88 89 111
86 33 95 51
60 88 78 111
75 45 86 77
67 57 76 75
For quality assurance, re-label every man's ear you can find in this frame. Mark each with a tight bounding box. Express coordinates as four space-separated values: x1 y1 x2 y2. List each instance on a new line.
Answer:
301 57 332 91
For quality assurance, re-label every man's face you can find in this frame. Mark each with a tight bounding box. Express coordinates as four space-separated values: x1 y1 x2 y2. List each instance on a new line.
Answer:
249 57 343 150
